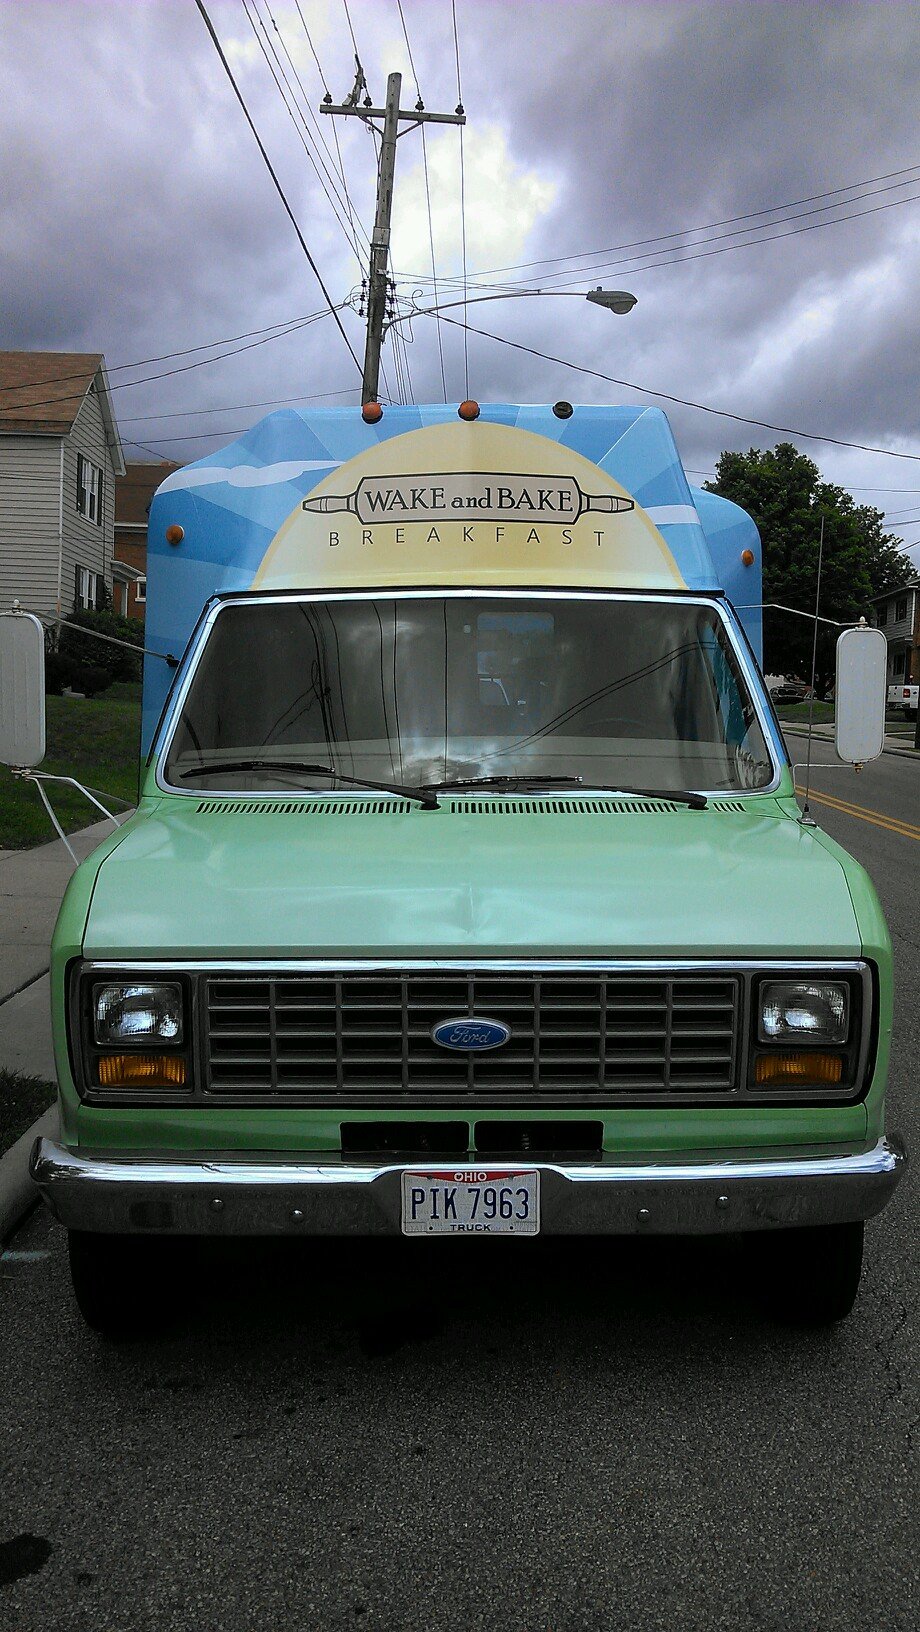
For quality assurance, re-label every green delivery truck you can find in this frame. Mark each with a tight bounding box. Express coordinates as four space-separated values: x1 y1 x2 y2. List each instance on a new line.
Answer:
9 400 905 1330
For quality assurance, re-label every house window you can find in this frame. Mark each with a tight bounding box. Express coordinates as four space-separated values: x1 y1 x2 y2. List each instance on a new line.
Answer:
876 602 887 627
75 566 99 611
896 596 908 622
135 577 146 605
76 453 104 526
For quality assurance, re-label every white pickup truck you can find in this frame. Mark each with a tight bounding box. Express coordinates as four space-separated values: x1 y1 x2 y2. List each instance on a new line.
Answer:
887 682 918 718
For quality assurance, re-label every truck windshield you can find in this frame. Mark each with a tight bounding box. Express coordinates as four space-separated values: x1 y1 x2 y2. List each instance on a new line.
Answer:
164 594 775 795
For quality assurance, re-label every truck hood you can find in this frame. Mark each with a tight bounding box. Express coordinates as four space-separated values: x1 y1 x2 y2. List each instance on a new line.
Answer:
81 798 861 960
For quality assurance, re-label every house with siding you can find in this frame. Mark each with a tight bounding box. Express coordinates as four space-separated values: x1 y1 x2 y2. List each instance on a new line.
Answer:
0 351 124 616
114 460 182 621
871 580 920 687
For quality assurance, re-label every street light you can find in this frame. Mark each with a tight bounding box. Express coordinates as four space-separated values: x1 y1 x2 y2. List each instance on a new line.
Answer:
381 287 637 336
585 287 637 314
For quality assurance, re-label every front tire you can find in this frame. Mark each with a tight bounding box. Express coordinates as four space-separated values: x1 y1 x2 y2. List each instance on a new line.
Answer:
746 1220 864 1325
68 1231 191 1336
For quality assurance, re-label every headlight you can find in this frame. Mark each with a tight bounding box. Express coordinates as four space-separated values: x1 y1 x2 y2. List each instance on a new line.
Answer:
759 980 849 1045
93 982 183 1045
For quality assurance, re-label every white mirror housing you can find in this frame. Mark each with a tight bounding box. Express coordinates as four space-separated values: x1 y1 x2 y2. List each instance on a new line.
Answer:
0 611 46 769
834 625 887 765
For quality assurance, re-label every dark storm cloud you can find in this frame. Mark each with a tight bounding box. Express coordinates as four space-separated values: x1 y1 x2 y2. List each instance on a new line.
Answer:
2 0 919 532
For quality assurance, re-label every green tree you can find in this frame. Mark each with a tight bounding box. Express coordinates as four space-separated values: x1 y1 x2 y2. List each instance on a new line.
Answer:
705 443 912 696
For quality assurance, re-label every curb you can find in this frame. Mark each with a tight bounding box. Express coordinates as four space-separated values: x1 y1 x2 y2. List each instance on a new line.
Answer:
782 726 918 761
0 1105 58 1245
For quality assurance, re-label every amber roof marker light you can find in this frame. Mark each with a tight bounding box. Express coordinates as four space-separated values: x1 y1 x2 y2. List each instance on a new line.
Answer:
361 401 384 424
741 548 756 567
165 524 184 546
458 400 480 421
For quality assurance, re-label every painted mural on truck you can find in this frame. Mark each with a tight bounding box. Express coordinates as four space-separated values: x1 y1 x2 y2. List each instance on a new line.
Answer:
143 403 761 749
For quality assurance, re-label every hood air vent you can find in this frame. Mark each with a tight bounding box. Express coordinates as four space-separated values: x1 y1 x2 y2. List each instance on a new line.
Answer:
194 798 413 816
194 796 751 817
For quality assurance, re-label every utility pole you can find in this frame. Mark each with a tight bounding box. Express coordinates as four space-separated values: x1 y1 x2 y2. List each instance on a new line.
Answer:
322 70 465 403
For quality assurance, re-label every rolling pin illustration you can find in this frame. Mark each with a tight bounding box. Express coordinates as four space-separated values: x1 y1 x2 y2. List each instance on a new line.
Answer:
302 472 635 525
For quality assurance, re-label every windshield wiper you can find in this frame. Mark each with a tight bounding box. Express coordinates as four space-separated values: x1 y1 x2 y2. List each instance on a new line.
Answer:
177 759 439 809
598 784 707 809
421 774 586 795
422 773 707 808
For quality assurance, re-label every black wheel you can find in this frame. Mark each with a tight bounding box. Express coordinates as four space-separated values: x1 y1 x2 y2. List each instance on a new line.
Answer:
68 1231 192 1336
746 1220 864 1325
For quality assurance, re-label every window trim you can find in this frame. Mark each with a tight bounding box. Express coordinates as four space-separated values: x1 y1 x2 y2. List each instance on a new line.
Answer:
76 451 104 527
135 576 147 605
151 587 785 802
75 564 99 612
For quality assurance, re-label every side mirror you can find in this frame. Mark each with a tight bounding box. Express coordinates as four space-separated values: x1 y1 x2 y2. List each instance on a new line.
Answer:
834 625 887 765
0 611 46 769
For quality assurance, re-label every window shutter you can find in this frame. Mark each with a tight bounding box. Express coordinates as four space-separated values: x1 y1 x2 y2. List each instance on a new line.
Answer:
76 453 84 513
97 467 104 530
74 564 81 611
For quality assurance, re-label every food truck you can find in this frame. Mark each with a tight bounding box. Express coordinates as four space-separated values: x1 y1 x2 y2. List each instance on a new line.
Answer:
24 400 905 1330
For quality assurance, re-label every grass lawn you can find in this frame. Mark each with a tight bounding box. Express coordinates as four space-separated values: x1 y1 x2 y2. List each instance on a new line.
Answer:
0 682 141 849
774 701 836 724
0 1069 55 1156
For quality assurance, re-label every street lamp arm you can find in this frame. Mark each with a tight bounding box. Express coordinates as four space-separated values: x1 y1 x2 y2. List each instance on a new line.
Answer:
381 287 636 335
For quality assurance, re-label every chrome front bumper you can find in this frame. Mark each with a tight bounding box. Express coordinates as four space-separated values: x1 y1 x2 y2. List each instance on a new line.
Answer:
30 1135 906 1236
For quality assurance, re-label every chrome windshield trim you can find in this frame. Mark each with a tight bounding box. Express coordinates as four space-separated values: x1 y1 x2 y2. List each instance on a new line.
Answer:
150 587 783 801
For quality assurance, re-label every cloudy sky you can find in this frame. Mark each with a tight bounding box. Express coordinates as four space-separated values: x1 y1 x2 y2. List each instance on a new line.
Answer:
4 0 920 559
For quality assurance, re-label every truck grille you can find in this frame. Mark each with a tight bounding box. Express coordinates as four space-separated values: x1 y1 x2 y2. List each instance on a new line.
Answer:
203 970 741 1105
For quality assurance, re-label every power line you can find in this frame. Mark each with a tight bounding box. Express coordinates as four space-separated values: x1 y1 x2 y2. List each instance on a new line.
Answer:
194 0 362 376
0 313 327 397
252 0 368 262
262 0 368 246
422 160 920 288
397 183 920 300
3 310 339 413
496 181 920 293
291 0 365 268
428 310 920 464
341 0 360 59
451 0 469 398
395 0 448 401
121 389 399 452
689 468 920 496
120 388 359 425
240 0 368 267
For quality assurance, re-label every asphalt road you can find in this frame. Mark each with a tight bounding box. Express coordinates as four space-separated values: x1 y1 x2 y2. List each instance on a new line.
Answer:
1 752 917 1632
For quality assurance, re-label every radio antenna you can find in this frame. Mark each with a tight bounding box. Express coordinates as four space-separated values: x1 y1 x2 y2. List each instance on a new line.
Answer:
799 512 825 826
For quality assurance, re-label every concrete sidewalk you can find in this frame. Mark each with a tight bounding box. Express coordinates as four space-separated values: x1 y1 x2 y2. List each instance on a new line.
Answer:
0 816 125 1079
782 721 918 760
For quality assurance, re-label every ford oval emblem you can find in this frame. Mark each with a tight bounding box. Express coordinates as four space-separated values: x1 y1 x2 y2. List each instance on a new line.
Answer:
432 1017 511 1052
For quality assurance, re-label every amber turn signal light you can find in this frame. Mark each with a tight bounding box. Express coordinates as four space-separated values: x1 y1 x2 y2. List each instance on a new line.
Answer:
754 1051 843 1086
741 548 755 566
165 524 184 545
96 1054 188 1089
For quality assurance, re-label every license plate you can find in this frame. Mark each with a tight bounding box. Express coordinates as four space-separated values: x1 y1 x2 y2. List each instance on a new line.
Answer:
401 1169 540 1236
